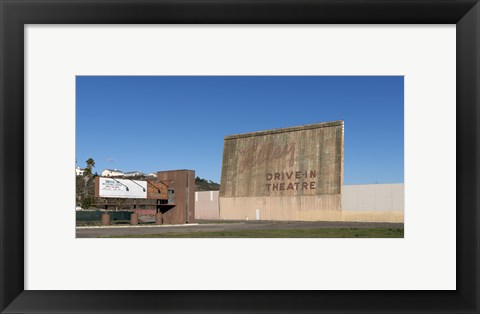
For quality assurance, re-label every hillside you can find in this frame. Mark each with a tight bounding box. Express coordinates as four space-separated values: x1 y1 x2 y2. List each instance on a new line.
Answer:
195 176 220 191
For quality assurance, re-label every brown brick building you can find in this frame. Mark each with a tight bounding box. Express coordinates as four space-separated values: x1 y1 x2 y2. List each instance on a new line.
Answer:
94 169 195 225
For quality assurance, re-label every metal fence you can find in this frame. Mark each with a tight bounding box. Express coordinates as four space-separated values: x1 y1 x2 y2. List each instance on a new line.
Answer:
76 210 132 222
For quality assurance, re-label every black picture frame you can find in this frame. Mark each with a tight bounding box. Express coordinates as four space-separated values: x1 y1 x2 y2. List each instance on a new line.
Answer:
1 1 478 313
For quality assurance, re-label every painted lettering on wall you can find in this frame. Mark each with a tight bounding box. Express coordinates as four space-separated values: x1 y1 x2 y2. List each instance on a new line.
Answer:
265 170 316 192
101 179 124 191
238 142 296 173
98 177 147 199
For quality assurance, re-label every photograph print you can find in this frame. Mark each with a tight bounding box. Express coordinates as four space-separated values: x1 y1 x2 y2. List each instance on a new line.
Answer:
75 76 404 238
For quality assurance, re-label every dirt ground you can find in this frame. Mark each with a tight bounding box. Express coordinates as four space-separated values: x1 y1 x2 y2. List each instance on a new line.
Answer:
76 220 404 238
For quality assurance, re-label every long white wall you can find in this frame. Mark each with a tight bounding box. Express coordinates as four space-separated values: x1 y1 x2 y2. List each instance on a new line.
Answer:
195 191 219 220
341 184 404 211
196 184 404 220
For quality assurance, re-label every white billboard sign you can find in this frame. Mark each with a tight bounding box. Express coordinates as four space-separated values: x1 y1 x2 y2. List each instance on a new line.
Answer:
98 177 147 199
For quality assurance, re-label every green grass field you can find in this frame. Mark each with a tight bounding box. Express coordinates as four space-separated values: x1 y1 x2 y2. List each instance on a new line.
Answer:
106 228 403 238
76 220 131 226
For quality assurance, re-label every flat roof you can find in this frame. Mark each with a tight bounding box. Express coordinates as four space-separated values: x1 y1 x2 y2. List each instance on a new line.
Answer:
224 120 344 140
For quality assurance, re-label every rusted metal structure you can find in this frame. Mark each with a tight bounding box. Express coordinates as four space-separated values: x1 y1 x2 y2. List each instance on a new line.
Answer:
219 121 344 221
156 170 195 225
93 169 195 224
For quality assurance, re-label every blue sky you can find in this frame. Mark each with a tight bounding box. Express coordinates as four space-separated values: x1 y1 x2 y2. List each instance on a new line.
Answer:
76 76 404 184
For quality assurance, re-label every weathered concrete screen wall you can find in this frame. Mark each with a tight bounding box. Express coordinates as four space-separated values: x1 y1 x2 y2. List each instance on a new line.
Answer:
219 121 344 221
